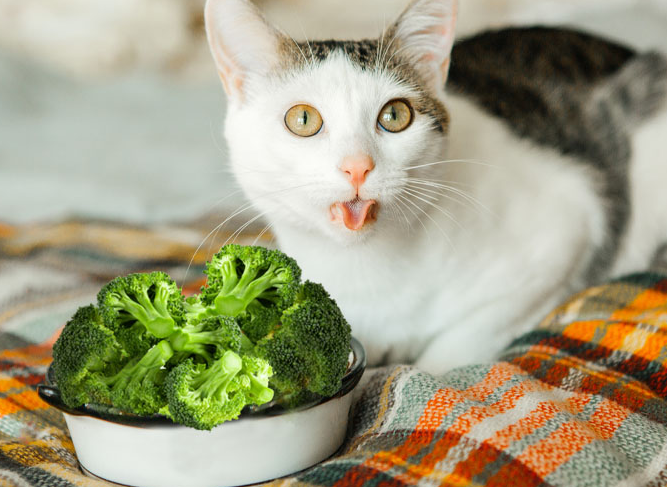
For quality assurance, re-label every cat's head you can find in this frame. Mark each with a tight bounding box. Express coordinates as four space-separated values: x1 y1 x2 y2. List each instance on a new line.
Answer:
205 0 457 245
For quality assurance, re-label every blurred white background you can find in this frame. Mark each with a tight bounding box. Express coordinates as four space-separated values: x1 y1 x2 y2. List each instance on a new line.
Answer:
1 0 666 224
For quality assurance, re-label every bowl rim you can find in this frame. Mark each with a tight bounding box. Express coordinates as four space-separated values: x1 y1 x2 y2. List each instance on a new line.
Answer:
38 337 366 427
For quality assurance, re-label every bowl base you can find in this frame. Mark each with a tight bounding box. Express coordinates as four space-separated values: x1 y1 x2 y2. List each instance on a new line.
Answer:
81 464 129 486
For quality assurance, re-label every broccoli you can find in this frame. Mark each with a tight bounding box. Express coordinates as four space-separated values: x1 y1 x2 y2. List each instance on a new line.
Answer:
52 306 174 415
239 354 275 404
97 272 185 346
52 305 128 408
254 281 351 403
163 350 273 430
51 245 353 429
183 294 208 320
168 315 242 363
190 245 301 327
102 339 174 415
237 300 282 342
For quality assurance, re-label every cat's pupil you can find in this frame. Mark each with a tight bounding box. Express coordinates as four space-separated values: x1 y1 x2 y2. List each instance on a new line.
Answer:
382 106 397 124
300 111 308 126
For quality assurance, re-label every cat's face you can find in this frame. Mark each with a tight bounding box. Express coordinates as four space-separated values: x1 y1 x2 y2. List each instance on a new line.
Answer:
206 0 457 245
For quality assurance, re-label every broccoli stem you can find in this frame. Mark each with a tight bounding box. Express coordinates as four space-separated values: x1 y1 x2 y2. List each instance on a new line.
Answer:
168 316 242 364
104 340 174 392
212 263 282 317
245 373 274 404
169 328 221 362
112 288 176 338
193 351 242 400
184 297 209 321
240 333 254 351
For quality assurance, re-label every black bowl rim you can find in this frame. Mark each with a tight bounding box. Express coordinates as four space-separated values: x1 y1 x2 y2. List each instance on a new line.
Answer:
38 337 366 427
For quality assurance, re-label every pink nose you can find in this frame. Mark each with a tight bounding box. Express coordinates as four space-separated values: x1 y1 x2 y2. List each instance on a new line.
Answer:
340 154 375 191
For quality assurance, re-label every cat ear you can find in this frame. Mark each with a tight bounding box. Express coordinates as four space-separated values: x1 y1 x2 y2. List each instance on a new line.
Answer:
387 0 458 92
205 0 284 100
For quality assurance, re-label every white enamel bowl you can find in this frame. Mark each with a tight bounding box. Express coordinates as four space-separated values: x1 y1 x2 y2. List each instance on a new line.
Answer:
38 338 365 487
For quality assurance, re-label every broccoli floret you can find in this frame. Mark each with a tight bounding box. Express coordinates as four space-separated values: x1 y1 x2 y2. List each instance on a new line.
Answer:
103 340 174 415
237 300 282 342
192 245 301 321
239 355 275 405
183 295 208 320
97 272 185 343
255 281 351 402
52 306 174 415
168 315 242 363
52 305 128 408
163 350 274 430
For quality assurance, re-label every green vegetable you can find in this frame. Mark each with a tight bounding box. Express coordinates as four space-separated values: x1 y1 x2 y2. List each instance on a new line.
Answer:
163 351 273 430
192 244 301 324
51 245 351 430
52 305 127 408
168 315 242 363
103 339 175 415
97 271 185 356
255 281 352 403
52 305 173 415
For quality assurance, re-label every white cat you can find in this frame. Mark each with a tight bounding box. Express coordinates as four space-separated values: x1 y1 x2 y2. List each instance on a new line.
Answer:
204 0 667 374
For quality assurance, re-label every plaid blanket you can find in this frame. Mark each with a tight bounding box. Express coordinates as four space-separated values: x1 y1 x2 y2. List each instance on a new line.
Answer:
2 220 667 486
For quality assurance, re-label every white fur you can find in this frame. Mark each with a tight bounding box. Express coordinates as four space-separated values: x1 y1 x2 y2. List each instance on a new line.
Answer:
208 0 667 374
268 92 608 372
613 107 667 275
221 52 609 373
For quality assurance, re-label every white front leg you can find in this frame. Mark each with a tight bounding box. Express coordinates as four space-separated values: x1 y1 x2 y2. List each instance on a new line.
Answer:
414 294 557 376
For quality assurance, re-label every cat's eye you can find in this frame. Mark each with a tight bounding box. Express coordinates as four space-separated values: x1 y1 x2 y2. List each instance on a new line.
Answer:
377 99 413 133
284 104 323 137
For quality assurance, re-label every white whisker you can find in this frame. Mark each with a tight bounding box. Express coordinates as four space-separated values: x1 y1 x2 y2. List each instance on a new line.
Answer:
403 183 439 201
407 178 494 217
184 182 315 283
404 182 483 216
224 211 268 247
396 191 455 250
394 192 430 239
380 31 400 71
184 199 257 281
209 120 227 157
287 33 311 66
402 187 463 231
390 199 413 233
404 158 497 171
295 22 316 66
252 221 274 246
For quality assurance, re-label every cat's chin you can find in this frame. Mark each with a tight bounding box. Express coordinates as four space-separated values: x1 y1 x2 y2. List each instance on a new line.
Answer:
326 224 378 247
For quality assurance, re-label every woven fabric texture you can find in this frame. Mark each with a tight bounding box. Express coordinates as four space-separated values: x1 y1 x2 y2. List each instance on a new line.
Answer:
1 220 667 486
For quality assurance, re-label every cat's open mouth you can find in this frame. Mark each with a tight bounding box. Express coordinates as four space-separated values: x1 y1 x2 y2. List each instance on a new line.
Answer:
329 198 378 231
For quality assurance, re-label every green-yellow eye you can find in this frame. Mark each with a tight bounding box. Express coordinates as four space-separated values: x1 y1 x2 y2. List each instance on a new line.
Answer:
378 99 413 133
284 104 323 137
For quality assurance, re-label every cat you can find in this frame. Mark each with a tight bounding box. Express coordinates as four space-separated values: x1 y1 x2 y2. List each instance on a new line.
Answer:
203 0 667 374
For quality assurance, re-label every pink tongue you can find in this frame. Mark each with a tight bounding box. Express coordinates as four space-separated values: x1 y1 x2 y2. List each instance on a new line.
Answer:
335 198 377 230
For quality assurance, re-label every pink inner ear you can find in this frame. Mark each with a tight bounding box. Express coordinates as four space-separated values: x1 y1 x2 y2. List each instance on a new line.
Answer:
209 34 245 99
233 76 244 95
441 58 451 82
